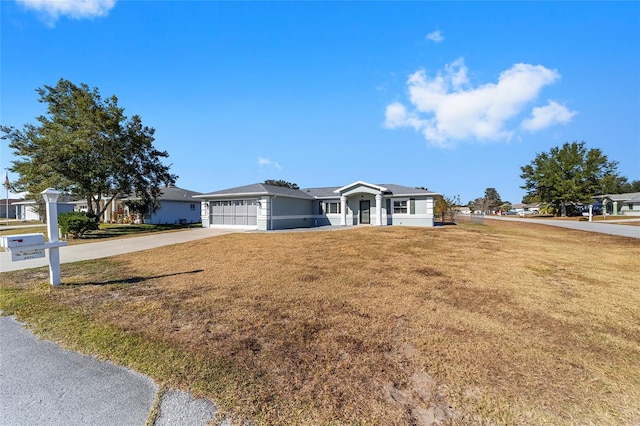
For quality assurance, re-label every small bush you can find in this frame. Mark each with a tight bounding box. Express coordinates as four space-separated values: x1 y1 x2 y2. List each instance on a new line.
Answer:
58 211 99 239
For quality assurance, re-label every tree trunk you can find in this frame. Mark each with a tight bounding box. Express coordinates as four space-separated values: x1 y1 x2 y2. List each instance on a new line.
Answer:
86 197 95 215
561 202 567 217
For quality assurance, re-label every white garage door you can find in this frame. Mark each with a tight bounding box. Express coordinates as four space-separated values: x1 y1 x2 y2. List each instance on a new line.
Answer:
210 200 258 226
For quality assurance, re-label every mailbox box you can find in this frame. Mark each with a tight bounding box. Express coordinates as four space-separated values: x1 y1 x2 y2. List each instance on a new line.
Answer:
1 233 49 262
0 233 46 249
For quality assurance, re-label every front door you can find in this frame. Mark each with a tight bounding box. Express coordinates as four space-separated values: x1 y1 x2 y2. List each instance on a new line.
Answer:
359 200 370 224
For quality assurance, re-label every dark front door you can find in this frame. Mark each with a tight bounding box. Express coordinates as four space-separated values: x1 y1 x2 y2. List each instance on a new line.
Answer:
359 200 370 224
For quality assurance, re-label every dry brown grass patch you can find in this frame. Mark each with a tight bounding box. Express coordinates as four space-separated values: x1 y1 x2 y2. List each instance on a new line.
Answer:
1 222 639 425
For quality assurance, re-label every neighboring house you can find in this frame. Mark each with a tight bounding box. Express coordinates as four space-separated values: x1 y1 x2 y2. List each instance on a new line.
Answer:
195 180 438 231
72 197 121 223
0 199 19 219
512 203 540 216
73 186 202 224
126 186 202 225
596 192 640 216
13 199 75 221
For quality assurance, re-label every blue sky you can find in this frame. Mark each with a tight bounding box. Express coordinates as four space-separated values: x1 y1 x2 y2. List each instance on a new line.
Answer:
2 1 639 204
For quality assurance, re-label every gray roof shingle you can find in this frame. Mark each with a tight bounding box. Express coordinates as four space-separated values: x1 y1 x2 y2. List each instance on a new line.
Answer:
198 182 439 200
302 183 438 198
156 186 202 201
196 183 315 200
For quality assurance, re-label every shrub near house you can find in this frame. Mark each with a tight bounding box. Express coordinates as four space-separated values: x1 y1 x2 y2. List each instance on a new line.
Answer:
58 211 99 238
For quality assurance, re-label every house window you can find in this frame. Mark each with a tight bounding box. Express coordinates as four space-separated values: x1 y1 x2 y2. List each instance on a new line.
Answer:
410 198 416 215
326 202 341 214
190 203 196 210
393 200 408 214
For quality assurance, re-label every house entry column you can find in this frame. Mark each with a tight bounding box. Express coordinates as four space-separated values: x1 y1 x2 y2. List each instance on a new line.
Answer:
375 194 382 226
340 196 347 226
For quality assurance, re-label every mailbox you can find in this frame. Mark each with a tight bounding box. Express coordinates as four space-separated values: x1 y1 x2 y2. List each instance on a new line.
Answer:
1 233 46 248
1 233 49 262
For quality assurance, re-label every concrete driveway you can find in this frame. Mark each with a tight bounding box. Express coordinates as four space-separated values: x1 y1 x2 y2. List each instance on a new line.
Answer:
1 227 240 272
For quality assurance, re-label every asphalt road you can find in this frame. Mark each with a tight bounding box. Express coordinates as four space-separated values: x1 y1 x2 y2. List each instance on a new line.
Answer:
0 316 157 426
485 215 640 238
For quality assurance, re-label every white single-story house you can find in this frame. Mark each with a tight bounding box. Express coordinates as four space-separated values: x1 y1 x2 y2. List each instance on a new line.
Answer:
512 203 541 216
13 199 75 221
74 186 202 224
195 180 438 231
596 192 640 216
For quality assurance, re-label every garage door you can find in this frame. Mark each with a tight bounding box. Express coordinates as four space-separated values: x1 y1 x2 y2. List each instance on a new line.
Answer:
210 200 257 226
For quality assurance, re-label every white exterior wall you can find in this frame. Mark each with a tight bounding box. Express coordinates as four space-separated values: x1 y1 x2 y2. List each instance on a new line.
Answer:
17 204 40 221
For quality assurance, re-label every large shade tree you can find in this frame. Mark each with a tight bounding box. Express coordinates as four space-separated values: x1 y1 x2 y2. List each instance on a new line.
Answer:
1 79 176 219
520 141 620 216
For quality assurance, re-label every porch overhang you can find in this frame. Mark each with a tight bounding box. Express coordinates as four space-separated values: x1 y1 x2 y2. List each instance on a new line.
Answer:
333 181 388 197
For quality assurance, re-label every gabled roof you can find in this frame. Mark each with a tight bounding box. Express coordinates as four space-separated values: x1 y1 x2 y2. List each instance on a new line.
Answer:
155 186 202 201
302 187 341 199
303 183 438 198
119 186 202 202
378 184 439 197
302 181 438 199
512 203 541 209
198 181 439 201
334 181 388 194
599 192 640 202
195 183 315 200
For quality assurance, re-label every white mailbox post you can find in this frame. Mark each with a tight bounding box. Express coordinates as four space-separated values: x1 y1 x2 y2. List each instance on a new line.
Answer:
42 188 66 286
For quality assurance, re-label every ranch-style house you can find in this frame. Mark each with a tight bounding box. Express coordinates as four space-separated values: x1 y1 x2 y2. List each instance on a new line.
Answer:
195 180 439 231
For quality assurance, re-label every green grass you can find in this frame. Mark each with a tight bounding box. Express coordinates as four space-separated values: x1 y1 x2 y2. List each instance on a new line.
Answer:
80 223 202 240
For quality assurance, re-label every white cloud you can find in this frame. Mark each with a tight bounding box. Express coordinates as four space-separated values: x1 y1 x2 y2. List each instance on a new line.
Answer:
258 157 282 170
521 100 577 131
426 30 444 43
17 0 116 23
384 58 575 146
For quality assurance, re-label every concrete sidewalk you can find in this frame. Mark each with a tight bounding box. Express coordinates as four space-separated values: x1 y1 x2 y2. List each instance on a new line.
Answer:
1 227 240 272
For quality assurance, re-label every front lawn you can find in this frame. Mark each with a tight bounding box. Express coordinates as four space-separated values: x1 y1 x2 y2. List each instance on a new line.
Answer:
1 222 638 425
